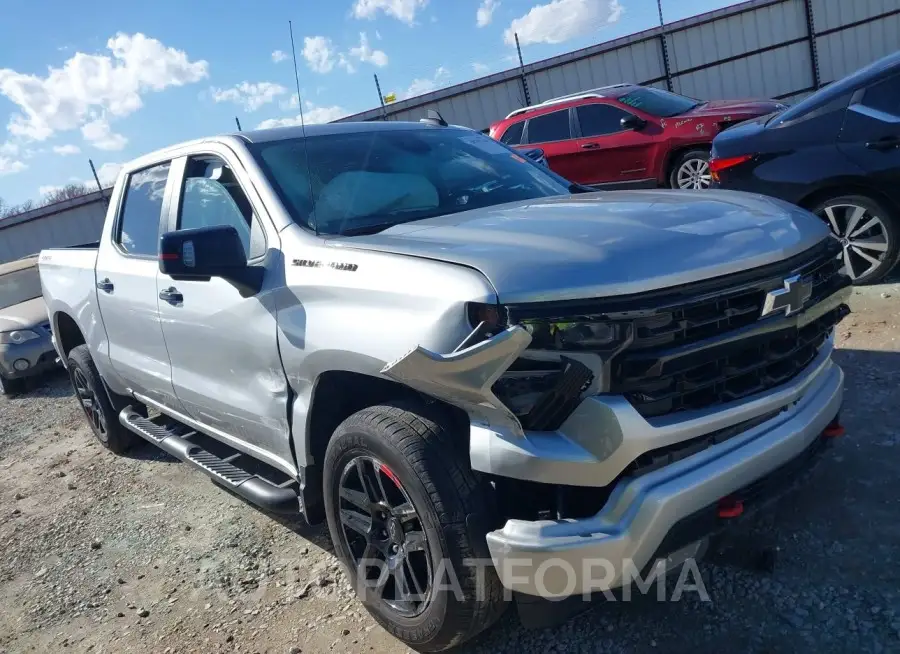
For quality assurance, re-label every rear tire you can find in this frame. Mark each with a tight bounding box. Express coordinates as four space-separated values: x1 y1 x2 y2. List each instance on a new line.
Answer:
669 149 712 190
66 344 140 454
323 401 506 652
0 373 26 396
811 194 899 285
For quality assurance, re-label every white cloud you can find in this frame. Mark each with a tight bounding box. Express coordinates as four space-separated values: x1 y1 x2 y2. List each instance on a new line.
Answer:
348 32 389 67
81 118 128 150
338 53 357 74
93 161 123 187
0 32 208 143
38 185 62 196
404 66 450 99
271 49 289 63
256 102 347 129
53 144 81 155
303 36 337 74
280 93 301 110
352 0 428 25
0 156 27 176
472 62 490 75
477 0 499 27
504 0 624 46
0 142 18 156
375 30 383 40
211 81 288 112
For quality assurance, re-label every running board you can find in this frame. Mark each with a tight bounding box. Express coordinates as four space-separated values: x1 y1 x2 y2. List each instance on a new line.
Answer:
119 407 301 515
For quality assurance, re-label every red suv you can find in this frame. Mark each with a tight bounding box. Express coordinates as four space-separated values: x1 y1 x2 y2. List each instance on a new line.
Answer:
489 84 785 190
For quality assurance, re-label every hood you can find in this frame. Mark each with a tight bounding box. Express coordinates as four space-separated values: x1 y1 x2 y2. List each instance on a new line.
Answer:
328 191 830 304
0 297 49 333
686 98 786 119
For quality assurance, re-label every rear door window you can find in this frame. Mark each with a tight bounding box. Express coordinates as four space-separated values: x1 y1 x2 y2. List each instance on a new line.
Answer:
499 121 525 145
117 162 171 257
526 110 571 143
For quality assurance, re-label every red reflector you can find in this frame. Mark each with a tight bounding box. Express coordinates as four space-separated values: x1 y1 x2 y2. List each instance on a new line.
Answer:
709 154 754 181
823 424 845 438
160 253 179 260
380 464 402 488
717 498 744 518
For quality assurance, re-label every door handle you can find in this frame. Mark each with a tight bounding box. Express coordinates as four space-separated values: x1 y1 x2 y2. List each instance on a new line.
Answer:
159 287 183 305
580 143 601 149
865 136 900 151
97 278 114 293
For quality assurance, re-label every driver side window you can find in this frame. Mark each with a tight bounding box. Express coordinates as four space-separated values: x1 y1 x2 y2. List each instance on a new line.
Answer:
177 156 266 259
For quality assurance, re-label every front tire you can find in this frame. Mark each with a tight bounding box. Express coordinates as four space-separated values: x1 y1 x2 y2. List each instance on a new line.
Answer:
670 149 712 190
323 402 506 652
0 373 26 396
811 194 899 285
66 345 140 454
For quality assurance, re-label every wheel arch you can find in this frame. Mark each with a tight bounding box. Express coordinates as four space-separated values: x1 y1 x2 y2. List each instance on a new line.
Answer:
53 311 86 359
663 143 712 185
796 181 900 217
301 369 470 523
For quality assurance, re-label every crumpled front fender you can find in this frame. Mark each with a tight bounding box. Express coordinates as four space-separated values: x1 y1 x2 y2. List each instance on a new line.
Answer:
381 326 532 436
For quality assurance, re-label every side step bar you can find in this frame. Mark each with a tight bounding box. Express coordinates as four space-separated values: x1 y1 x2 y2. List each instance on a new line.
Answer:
119 407 301 515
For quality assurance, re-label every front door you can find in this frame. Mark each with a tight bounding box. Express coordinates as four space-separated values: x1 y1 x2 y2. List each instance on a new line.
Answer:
94 161 179 409
838 73 900 190
156 151 294 473
574 102 659 186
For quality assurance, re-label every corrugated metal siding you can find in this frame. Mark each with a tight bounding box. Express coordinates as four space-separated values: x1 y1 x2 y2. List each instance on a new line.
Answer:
674 40 812 99
0 197 106 264
811 0 900 32
817 11 900 83
669 0 806 73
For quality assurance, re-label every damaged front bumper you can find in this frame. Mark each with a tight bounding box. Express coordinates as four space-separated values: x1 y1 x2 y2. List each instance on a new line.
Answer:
381 325 534 436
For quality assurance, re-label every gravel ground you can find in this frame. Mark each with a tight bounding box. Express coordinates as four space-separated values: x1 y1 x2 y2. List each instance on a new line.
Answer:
1 282 898 654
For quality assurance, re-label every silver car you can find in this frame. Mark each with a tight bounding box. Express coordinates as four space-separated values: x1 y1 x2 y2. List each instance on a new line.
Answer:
0 257 58 394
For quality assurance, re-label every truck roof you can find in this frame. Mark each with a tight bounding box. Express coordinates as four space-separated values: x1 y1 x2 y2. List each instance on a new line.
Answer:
122 121 459 175
233 120 454 144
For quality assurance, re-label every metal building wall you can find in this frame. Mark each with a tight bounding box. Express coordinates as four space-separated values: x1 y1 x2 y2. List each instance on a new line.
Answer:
337 0 900 130
0 193 107 264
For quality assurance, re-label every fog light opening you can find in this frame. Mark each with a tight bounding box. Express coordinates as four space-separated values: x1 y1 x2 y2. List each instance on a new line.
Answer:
13 359 30 372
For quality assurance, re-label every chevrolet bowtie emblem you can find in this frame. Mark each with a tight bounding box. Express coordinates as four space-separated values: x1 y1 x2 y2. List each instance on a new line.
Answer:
760 275 813 319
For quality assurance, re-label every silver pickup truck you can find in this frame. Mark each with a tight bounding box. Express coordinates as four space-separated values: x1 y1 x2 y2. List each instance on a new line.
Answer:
39 121 851 652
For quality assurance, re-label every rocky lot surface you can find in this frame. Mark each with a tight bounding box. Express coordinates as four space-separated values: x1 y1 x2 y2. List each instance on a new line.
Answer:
1 282 898 654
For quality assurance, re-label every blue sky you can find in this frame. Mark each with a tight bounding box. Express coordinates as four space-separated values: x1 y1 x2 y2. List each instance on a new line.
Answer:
0 0 738 205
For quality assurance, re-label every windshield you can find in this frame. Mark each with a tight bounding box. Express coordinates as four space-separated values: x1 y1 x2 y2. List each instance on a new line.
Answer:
617 87 701 117
251 127 571 235
0 267 42 310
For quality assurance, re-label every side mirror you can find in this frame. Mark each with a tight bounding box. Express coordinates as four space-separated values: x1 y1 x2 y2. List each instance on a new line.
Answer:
621 115 647 131
159 225 263 296
520 147 549 167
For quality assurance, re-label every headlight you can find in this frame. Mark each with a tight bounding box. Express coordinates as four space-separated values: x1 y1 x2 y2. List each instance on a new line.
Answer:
522 320 622 350
0 330 40 345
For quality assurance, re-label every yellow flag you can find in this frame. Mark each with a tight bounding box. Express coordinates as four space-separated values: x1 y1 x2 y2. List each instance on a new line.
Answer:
383 92 397 104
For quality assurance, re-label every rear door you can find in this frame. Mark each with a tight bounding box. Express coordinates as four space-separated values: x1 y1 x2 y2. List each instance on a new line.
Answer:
156 148 293 473
95 161 180 409
522 108 583 182
574 101 658 186
838 72 900 191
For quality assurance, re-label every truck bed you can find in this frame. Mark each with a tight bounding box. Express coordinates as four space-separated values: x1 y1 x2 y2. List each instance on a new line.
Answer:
39 246 101 361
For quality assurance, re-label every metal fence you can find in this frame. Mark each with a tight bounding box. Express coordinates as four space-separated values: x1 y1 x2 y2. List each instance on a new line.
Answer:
337 0 900 128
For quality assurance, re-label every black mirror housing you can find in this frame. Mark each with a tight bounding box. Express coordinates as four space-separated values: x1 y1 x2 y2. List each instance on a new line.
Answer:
621 115 647 130
159 226 263 296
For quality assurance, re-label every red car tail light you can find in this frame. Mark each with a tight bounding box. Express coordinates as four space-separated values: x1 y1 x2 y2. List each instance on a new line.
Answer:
709 154 754 180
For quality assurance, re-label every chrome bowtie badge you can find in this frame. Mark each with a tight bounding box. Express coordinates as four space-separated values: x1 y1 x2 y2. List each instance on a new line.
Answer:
760 275 812 318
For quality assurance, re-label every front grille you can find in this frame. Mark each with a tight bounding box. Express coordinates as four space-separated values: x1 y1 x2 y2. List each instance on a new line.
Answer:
506 239 851 421
616 305 848 417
